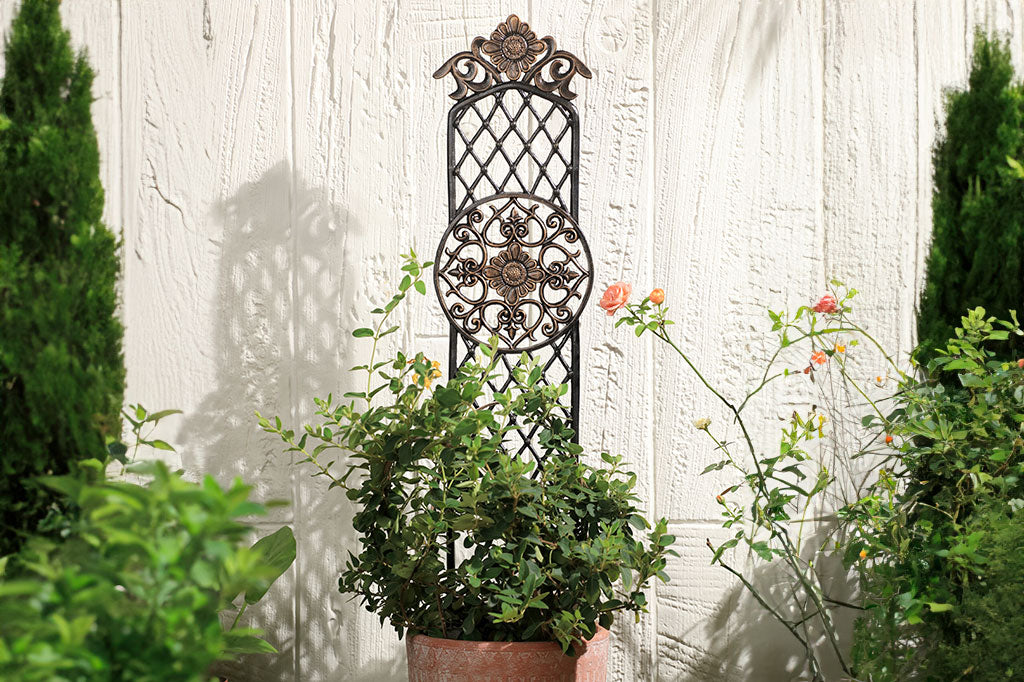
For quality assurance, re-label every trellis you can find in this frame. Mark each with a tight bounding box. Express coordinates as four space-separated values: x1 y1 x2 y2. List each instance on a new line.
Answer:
433 14 594 473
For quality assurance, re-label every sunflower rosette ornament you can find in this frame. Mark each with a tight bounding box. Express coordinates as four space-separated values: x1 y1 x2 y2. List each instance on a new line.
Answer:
480 15 546 80
482 242 545 305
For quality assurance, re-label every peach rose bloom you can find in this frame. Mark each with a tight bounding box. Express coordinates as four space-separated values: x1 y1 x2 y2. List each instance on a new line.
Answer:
599 282 632 316
649 288 665 305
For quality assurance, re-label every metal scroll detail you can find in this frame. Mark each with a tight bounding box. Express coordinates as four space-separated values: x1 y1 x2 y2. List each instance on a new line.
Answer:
433 14 593 101
435 195 592 352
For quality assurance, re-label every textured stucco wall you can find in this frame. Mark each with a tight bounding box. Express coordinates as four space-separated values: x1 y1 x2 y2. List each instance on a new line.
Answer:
3 1 1023 680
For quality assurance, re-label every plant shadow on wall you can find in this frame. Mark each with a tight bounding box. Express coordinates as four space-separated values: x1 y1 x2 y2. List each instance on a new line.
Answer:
676 534 859 682
178 161 403 681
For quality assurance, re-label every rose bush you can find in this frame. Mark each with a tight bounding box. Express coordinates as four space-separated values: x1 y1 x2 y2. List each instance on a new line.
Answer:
602 279 905 680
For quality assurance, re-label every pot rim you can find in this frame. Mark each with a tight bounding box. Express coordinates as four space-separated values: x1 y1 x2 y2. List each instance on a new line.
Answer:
406 625 610 652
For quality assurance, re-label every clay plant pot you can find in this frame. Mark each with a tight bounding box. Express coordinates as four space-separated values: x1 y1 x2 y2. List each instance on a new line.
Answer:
406 626 610 682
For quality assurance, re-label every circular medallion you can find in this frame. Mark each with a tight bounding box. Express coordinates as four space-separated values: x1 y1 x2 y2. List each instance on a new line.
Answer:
434 194 593 352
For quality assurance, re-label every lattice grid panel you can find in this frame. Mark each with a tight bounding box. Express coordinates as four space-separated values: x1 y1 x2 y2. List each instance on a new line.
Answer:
453 332 576 474
451 88 575 215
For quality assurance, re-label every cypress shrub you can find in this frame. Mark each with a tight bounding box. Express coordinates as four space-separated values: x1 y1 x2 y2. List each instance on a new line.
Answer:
917 32 1024 366
0 0 124 555
928 501 1024 681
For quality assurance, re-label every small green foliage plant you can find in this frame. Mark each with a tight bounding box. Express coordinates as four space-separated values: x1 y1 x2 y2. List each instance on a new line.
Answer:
847 308 1024 681
917 31 1024 367
0 407 296 681
0 0 125 555
261 252 675 653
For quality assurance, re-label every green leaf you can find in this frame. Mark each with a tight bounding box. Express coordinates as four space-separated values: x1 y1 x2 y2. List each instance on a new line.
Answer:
39 475 84 500
146 409 184 422
435 388 462 408
190 560 217 588
352 328 375 338
107 441 129 463
1007 155 1024 178
959 373 987 388
222 632 278 655
414 280 427 295
245 526 297 605
701 460 729 474
926 602 953 613
711 537 739 563
451 515 477 531
0 580 41 598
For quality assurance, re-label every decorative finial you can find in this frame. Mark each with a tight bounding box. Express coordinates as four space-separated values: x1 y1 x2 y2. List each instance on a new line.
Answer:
433 14 593 101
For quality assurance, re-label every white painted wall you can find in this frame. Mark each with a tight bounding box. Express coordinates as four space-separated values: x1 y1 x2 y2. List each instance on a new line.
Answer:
3 1 1023 679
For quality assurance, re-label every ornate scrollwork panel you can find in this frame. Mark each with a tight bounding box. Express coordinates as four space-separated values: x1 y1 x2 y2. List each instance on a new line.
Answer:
433 14 592 101
435 194 593 352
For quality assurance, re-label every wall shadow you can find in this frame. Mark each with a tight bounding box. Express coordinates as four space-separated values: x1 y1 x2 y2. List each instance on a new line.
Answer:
178 160 398 680
673 535 860 682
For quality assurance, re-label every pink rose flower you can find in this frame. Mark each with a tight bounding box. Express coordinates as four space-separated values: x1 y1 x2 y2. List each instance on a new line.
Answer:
812 294 839 314
599 282 632 316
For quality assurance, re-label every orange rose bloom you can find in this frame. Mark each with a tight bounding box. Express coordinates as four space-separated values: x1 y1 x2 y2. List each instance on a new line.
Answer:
885 434 893 445
599 282 632 316
649 288 665 305
859 549 868 560
810 350 827 365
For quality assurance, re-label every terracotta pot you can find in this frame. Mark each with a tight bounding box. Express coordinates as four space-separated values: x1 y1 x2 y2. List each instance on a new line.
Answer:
406 627 609 682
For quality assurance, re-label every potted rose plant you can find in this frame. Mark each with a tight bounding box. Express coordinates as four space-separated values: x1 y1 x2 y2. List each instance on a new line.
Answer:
260 252 674 682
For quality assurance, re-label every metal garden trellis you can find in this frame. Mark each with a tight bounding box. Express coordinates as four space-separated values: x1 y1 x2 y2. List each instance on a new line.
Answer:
432 14 594 471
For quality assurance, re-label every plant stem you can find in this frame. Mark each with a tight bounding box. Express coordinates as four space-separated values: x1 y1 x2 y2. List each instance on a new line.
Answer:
230 601 248 630
366 306 395 405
